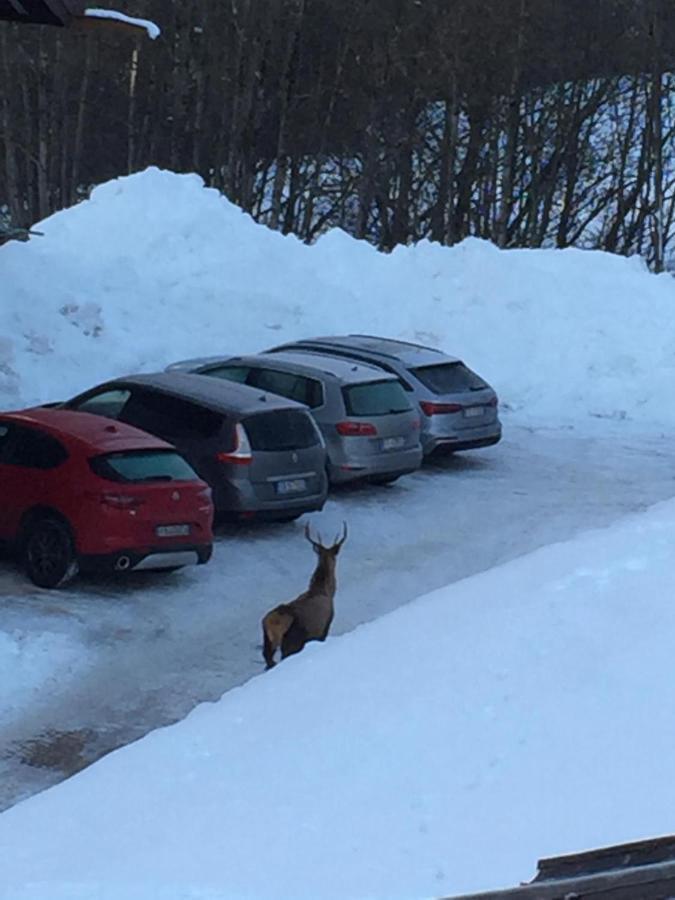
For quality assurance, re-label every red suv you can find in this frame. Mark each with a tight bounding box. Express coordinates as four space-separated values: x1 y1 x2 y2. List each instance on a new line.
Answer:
0 408 214 588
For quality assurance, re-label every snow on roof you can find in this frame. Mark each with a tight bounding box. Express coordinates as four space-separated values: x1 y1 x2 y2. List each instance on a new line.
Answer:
84 7 160 39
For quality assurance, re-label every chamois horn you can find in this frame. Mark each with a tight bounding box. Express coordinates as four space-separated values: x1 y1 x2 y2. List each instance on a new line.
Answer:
304 522 323 550
331 521 348 549
304 521 347 550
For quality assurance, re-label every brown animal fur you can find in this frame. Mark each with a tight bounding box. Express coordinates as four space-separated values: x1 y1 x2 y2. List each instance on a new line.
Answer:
262 523 347 669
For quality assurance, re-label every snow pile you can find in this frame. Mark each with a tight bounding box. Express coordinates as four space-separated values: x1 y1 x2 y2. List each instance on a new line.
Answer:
2 499 675 898
2 166 675 427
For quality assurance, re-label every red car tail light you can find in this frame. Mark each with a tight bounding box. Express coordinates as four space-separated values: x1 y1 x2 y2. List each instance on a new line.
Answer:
420 401 463 416
216 422 252 465
336 421 378 436
100 492 146 510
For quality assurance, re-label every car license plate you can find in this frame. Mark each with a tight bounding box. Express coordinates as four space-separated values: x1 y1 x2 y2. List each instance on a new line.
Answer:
382 436 405 450
276 478 307 495
156 524 191 537
464 406 483 418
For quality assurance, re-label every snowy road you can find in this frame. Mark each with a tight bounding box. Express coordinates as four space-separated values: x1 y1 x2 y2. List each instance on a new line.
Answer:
1 418 673 810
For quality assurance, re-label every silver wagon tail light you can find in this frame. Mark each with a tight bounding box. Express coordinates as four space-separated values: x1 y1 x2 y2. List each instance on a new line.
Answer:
335 421 378 436
420 401 463 416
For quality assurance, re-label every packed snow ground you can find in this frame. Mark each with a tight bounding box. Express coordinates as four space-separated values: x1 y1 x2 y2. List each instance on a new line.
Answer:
3 168 675 897
2 421 675 819
3 494 675 899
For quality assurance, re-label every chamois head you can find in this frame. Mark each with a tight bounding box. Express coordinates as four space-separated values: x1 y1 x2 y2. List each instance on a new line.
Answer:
304 522 348 559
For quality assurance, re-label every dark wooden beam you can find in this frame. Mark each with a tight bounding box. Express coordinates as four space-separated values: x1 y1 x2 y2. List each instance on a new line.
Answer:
446 835 675 899
0 0 83 26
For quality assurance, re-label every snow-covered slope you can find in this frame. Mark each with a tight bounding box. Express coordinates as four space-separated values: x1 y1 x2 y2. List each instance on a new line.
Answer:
2 498 675 899
2 166 675 427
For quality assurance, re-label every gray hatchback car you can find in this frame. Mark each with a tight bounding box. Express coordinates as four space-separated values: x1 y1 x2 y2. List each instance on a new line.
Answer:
60 372 328 521
166 352 423 485
266 336 502 456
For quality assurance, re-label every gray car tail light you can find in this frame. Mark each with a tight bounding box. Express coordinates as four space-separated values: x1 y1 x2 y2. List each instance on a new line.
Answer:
215 422 252 465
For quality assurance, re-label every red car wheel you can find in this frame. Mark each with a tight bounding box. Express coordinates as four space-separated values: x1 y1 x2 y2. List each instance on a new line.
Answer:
23 517 79 589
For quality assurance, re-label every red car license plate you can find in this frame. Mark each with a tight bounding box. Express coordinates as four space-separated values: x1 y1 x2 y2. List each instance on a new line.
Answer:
156 524 191 537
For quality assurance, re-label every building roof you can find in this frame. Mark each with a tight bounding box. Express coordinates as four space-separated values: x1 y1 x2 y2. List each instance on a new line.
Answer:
0 0 83 26
0 0 159 37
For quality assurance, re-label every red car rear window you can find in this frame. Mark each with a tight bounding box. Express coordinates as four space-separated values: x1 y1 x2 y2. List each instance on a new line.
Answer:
89 450 199 483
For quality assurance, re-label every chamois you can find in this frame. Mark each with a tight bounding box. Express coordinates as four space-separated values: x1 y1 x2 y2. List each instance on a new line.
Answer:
262 522 347 669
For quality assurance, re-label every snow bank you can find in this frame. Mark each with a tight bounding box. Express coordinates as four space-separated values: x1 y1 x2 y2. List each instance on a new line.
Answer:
3 166 675 427
2 499 675 898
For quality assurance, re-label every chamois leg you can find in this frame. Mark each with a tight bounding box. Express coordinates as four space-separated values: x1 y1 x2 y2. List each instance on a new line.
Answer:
281 618 309 659
263 627 277 670
262 606 295 670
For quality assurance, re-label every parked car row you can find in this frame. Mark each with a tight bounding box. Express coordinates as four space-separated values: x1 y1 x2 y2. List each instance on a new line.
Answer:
168 334 502 459
0 335 501 588
167 351 423 486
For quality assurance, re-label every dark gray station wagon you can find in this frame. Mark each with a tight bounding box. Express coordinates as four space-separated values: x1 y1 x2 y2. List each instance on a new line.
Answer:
60 372 328 521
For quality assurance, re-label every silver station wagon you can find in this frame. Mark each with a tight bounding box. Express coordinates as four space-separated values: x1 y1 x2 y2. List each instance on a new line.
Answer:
60 372 328 521
266 335 502 457
167 353 423 485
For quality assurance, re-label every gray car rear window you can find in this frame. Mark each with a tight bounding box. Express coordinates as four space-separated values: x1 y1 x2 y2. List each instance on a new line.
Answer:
243 410 320 451
89 450 200 483
342 381 412 416
411 363 487 394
